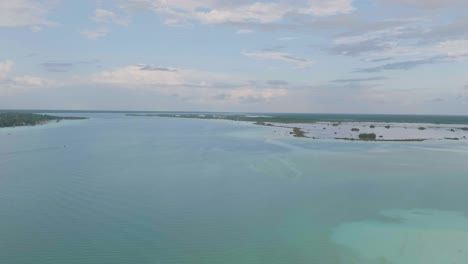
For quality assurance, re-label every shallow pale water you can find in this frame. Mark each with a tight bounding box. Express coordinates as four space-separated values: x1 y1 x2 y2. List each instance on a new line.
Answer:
1 113 468 264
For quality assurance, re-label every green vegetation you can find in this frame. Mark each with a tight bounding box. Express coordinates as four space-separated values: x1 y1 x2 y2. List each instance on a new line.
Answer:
370 125 375 128
337 136 426 142
292 127 306 137
254 121 273 126
351 128 360 132
0 112 87 128
385 125 391 129
418 127 426 130
358 133 377 141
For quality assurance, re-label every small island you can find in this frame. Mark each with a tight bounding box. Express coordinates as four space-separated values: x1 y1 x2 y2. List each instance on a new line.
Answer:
291 127 306 138
0 112 87 128
358 133 377 141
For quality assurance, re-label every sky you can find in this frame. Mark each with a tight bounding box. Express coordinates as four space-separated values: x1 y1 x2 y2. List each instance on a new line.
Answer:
1 0 468 114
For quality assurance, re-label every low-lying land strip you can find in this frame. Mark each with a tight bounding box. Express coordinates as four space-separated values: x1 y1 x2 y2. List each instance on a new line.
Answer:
127 113 468 142
0 112 87 128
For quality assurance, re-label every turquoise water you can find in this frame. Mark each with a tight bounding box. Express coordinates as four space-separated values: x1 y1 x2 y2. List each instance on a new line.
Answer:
1 113 468 264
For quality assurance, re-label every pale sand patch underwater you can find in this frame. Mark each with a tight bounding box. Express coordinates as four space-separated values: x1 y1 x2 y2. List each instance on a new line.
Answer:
332 209 468 264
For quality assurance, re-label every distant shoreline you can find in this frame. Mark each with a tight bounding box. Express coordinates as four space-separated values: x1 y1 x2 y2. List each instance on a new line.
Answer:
126 112 468 125
127 113 468 142
3 109 468 118
252 122 432 142
0 112 88 128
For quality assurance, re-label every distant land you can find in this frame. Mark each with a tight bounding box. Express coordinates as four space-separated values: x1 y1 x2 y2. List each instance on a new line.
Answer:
126 112 468 125
0 112 87 128
127 113 468 142
2 110 468 141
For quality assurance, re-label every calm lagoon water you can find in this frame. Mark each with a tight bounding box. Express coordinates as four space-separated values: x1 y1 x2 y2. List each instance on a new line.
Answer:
1 113 468 264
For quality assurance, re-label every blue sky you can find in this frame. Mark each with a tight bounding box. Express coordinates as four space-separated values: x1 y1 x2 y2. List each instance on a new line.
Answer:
1 0 468 114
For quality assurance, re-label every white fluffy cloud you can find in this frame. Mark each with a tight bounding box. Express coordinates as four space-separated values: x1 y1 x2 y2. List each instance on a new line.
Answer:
196 2 287 24
89 64 288 104
92 9 129 25
119 0 355 25
90 64 236 87
0 0 54 27
0 61 61 95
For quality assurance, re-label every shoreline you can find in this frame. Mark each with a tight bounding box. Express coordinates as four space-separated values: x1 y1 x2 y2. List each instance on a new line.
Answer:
0 113 88 128
127 114 468 142
252 121 468 142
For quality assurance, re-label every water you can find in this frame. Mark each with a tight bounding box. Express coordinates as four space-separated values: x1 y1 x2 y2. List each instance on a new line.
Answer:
1 113 468 264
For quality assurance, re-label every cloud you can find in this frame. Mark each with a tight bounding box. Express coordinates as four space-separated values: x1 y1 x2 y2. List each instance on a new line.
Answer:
355 57 446 73
39 60 101 72
278 37 298 41
12 75 60 87
332 76 387 83
81 28 110 39
351 39 468 72
242 50 312 68
0 61 14 80
196 2 287 24
330 18 428 56
435 40 468 57
90 64 239 88
139 65 178 72
41 62 74 72
420 17 468 43
332 39 395 56
0 60 61 95
330 15 468 59
89 64 288 105
266 80 289 86
236 29 254 34
368 57 393 62
212 88 288 103
377 0 468 9
295 0 354 17
0 0 55 27
329 14 468 72
92 9 129 25
336 16 468 48
30 25 42 32
117 0 355 26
